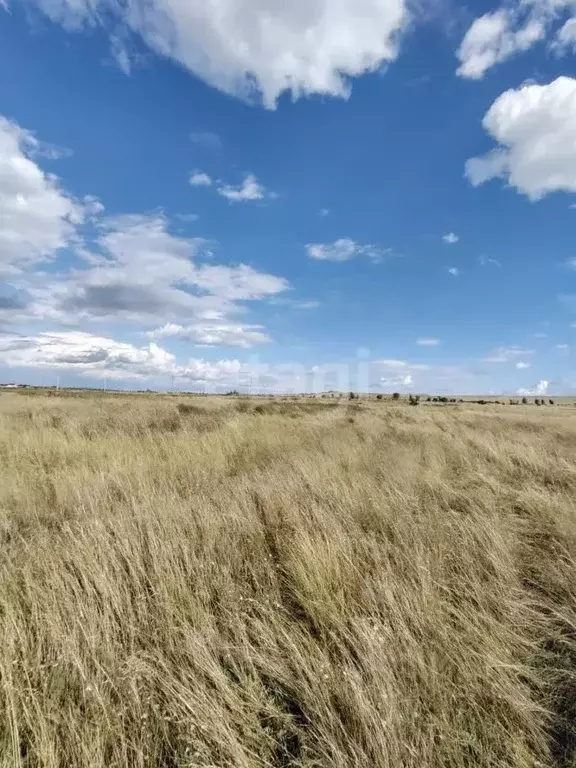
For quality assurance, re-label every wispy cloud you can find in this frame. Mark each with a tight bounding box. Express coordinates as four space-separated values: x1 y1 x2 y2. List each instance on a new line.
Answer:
448 267 460 276
443 232 459 244
484 346 535 363
416 338 440 346
189 131 221 149
307 238 391 263
478 255 501 268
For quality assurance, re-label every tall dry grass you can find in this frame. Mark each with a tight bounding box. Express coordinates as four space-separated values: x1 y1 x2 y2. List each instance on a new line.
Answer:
1 393 576 767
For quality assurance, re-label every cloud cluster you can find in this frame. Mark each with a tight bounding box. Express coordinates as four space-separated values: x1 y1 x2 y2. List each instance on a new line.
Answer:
25 0 408 108
0 331 243 382
0 115 289 357
16 213 288 330
466 77 576 200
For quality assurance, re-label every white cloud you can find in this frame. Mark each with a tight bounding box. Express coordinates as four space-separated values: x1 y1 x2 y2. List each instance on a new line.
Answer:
456 8 546 80
374 359 428 389
555 17 576 50
375 359 429 371
416 338 440 346
515 361 531 369
306 238 388 262
189 171 212 187
517 379 549 395
556 343 569 349
149 322 271 348
380 373 413 388
0 330 244 383
484 345 535 363
448 267 460 276
319 208 330 217
0 116 85 278
442 232 459 244
16 213 288 327
27 0 408 108
465 77 576 200
217 173 267 203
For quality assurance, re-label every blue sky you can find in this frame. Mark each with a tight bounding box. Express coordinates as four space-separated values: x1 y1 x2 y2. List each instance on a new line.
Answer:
1 0 575 394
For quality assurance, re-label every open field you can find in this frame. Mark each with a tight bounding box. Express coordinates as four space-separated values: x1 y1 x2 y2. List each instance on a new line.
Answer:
1 393 576 767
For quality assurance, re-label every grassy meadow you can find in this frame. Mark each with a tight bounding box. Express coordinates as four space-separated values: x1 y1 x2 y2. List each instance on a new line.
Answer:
1 392 576 767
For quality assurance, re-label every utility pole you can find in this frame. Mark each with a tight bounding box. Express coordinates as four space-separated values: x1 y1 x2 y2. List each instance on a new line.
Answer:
56 375 60 391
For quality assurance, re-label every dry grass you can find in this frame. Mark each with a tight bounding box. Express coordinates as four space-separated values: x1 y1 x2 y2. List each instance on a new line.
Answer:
1 393 576 768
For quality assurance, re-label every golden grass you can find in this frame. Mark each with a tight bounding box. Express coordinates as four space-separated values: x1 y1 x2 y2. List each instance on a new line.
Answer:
1 393 576 767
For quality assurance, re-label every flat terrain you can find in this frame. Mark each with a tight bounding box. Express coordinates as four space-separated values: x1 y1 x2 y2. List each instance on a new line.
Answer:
1 393 576 767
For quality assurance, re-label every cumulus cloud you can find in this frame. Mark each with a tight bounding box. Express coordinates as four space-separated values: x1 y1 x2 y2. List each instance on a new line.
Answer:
0 116 85 278
416 338 440 346
374 359 429 390
189 171 212 187
465 77 576 200
23 0 408 108
217 174 268 202
517 379 549 395
306 238 389 262
0 330 244 383
149 322 271 348
515 361 531 369
448 267 460 276
442 232 459 244
6 213 288 337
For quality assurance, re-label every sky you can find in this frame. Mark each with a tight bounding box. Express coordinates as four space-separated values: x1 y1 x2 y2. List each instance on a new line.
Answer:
0 0 576 394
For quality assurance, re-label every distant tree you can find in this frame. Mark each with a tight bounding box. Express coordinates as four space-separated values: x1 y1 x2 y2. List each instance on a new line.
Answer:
426 396 432 402
408 394 420 406
392 392 400 400
549 399 555 405
522 397 528 405
348 391 356 400
535 398 542 406
376 394 383 400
